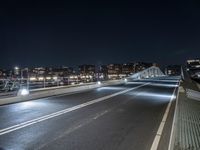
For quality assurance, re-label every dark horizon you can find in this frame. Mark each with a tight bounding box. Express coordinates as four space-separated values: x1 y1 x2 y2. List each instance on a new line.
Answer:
1 0 200 68
0 60 184 70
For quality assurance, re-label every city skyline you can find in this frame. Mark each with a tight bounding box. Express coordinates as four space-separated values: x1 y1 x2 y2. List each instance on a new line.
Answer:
0 61 158 70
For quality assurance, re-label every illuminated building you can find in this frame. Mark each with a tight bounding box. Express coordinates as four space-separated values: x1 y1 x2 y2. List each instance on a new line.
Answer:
78 65 96 82
187 59 200 70
107 64 122 79
186 59 200 82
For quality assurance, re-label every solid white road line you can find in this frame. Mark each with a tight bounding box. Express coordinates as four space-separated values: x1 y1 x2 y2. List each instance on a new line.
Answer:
167 82 181 150
144 80 179 83
150 81 179 150
0 83 149 136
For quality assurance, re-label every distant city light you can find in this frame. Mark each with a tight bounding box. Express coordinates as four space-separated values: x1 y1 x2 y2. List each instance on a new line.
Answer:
124 78 127 82
46 77 51 80
99 75 104 78
97 81 101 85
14 66 19 70
53 76 58 80
38 77 44 81
30 77 37 81
70 75 78 79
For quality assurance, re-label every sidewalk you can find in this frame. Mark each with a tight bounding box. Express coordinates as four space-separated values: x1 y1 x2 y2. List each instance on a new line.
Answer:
173 80 200 150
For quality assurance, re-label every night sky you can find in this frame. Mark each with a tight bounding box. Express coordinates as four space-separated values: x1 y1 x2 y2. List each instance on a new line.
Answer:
0 0 200 68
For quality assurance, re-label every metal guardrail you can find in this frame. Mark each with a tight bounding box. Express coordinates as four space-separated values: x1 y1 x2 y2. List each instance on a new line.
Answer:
0 66 164 99
196 83 200 91
128 66 164 79
0 79 122 99
186 89 200 101
0 79 123 105
0 91 17 98
168 85 182 150
174 91 200 149
170 78 200 150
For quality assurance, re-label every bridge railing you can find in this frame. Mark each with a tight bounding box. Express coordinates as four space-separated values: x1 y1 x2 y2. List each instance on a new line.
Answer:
0 79 123 105
128 66 165 80
0 66 164 99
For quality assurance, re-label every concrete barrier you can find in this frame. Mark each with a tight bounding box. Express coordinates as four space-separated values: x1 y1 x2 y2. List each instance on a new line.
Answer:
0 80 123 105
196 83 200 91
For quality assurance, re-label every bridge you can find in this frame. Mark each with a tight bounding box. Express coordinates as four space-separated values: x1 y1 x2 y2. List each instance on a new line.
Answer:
0 66 193 150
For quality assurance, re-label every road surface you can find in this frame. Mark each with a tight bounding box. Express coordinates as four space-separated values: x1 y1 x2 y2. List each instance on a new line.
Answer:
0 76 180 150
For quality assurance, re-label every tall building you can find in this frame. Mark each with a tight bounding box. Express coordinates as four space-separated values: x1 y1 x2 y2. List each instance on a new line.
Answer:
107 64 122 79
51 66 75 77
79 65 95 75
186 59 200 81
187 59 200 70
122 63 135 75
78 65 96 82
98 65 108 80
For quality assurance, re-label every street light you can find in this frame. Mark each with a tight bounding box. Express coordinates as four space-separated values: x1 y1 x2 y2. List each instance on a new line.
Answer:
14 67 29 90
14 66 19 70
18 87 29 96
14 66 22 86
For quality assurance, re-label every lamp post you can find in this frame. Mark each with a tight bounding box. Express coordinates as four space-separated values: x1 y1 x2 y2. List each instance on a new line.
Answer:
26 68 29 89
15 67 30 90
14 66 21 87
44 75 46 88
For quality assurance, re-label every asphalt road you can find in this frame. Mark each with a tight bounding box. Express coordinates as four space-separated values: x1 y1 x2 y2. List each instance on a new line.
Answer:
0 76 180 150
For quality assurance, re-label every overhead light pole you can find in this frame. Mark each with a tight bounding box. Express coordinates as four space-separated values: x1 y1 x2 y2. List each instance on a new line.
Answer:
14 66 21 87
